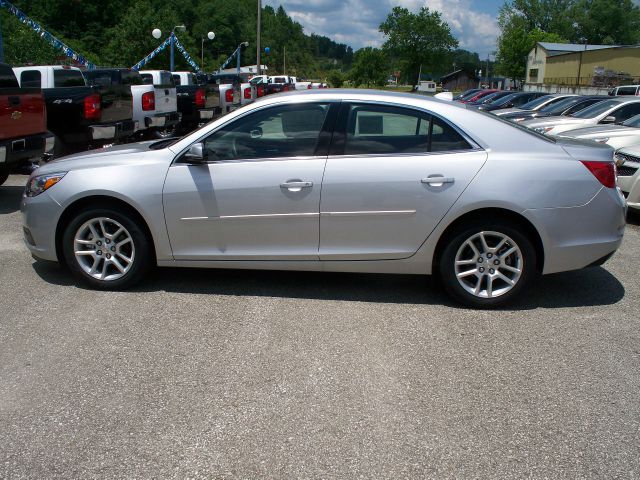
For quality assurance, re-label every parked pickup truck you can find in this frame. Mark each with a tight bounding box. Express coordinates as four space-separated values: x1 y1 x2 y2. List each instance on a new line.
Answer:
13 65 135 155
208 73 241 113
139 70 180 138
288 76 312 90
172 71 222 132
0 63 53 185
266 75 294 95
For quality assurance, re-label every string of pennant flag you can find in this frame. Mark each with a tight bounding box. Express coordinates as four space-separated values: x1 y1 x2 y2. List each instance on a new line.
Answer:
131 33 200 71
0 0 96 69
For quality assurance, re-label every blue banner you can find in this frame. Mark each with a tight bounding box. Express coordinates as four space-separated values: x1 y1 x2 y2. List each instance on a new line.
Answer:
0 0 96 69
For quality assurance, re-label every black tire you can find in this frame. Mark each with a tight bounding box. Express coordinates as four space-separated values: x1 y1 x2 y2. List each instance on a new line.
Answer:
0 172 8 186
62 206 152 290
439 220 538 308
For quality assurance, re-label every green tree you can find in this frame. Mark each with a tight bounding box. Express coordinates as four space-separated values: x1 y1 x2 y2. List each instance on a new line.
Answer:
379 6 458 88
569 0 640 45
326 70 344 88
349 47 388 87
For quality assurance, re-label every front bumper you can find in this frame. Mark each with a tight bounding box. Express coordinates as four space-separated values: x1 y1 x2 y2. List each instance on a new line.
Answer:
618 172 640 211
21 190 62 262
524 186 626 274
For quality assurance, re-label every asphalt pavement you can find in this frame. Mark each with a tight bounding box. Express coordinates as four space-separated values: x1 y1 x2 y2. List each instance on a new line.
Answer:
1 174 639 479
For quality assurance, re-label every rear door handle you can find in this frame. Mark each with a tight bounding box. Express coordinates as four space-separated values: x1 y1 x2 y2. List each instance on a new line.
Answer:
280 181 313 192
421 176 455 185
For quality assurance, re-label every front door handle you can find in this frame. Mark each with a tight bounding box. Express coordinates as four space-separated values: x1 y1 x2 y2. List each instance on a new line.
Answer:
421 176 455 186
280 181 313 192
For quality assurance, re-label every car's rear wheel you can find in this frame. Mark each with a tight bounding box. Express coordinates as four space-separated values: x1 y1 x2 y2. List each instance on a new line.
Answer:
153 124 179 139
439 221 537 308
0 172 8 186
62 207 152 290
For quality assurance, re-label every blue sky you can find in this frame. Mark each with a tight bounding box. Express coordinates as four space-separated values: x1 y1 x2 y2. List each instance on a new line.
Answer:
265 0 504 58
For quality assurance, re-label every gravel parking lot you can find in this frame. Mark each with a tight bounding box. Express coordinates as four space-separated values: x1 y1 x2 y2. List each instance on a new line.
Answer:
1 173 639 479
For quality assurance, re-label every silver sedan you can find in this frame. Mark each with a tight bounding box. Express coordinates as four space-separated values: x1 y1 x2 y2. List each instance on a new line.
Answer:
21 90 626 307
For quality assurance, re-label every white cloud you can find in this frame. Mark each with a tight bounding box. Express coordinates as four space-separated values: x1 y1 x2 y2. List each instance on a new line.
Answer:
265 0 500 57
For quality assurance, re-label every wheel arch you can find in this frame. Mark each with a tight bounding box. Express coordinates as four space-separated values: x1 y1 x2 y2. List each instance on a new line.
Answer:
432 207 545 274
55 195 157 265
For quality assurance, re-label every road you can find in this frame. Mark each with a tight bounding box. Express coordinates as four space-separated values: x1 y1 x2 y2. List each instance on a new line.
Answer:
1 174 639 479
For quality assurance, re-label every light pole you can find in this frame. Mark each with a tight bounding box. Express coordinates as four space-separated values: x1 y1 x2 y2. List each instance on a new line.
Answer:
201 31 215 72
577 37 587 87
237 41 249 75
154 25 186 72
256 0 262 75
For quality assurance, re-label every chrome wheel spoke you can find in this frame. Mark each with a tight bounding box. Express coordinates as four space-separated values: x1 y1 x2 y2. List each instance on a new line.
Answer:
456 258 476 266
500 246 517 259
74 250 94 256
111 257 126 273
496 271 516 286
501 264 521 274
479 232 490 253
457 268 478 278
89 257 100 275
486 276 494 298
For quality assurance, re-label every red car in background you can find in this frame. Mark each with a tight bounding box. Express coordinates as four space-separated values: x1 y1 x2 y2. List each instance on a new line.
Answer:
458 89 499 104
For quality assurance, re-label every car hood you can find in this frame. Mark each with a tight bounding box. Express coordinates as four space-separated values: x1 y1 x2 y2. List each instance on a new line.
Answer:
557 124 638 139
522 116 588 128
35 140 164 175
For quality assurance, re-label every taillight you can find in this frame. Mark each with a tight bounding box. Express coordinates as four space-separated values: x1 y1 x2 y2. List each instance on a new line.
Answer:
581 160 616 188
195 88 206 108
84 93 101 120
307 84 312 89
225 89 233 103
257 85 265 97
283 85 289 92
141 91 155 111
244 87 251 99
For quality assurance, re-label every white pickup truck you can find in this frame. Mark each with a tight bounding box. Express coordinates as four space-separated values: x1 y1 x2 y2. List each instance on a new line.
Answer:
289 76 312 90
138 70 180 138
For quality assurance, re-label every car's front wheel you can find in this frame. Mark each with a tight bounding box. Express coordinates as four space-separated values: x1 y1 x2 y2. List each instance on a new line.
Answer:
62 207 152 290
439 221 538 308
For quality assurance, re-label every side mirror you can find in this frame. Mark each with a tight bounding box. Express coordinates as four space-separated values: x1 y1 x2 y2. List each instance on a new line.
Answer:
601 115 617 124
250 127 263 139
183 143 206 163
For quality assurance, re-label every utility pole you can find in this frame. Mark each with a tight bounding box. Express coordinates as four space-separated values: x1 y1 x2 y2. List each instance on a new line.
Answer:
283 46 286 74
486 54 489 87
256 0 262 75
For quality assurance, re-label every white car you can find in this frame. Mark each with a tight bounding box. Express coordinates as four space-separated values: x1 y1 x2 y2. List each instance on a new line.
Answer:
558 114 640 150
614 147 640 211
523 97 640 136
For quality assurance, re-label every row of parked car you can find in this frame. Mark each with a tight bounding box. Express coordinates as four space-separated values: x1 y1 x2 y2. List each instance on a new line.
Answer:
0 63 326 185
453 88 640 212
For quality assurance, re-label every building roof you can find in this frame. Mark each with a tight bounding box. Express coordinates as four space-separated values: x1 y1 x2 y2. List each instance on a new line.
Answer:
538 42 614 55
440 69 478 81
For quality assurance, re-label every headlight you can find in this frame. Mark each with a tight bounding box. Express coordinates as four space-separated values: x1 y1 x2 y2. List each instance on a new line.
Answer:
533 126 554 134
593 137 610 144
614 153 626 167
25 172 67 197
512 117 526 123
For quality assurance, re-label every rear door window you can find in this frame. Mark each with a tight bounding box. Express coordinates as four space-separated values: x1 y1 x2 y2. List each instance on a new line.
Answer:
19 70 41 88
53 69 86 87
340 104 471 155
609 102 640 123
616 86 638 96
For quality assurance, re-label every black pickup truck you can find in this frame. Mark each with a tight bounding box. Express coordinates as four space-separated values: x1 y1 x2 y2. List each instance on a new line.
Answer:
172 71 222 133
13 66 135 155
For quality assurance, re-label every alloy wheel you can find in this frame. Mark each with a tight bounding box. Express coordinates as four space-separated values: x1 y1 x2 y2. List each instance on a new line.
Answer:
454 231 523 299
73 217 135 281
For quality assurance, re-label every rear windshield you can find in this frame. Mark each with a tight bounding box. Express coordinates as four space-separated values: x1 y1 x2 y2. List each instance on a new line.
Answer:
19 70 41 88
0 64 19 88
490 93 521 107
520 95 555 110
474 106 557 144
54 69 86 87
122 70 143 85
540 96 584 113
571 99 619 118
482 92 513 104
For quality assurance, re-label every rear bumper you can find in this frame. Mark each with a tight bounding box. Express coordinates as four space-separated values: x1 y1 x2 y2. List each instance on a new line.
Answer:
145 112 181 129
0 132 54 172
89 119 136 142
524 187 626 274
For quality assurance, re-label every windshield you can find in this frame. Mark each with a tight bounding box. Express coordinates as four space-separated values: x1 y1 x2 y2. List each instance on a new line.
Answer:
621 114 640 127
459 89 481 100
475 92 500 103
571 99 619 118
250 77 264 85
520 95 554 110
482 92 514 105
